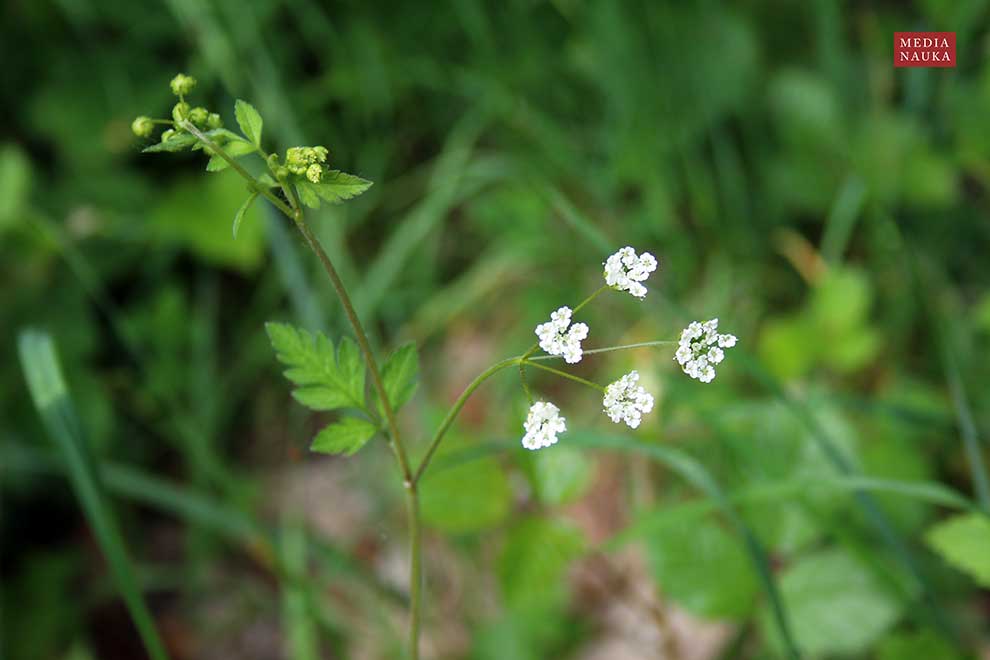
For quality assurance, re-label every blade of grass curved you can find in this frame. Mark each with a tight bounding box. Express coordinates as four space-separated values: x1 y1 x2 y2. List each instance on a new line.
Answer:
566 431 801 660
17 329 169 660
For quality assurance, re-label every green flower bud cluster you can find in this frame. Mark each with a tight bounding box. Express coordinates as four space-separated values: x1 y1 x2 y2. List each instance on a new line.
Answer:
285 146 329 183
131 73 224 141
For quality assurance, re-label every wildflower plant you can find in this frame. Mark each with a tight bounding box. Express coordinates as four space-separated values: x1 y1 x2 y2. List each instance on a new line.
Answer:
133 74 738 659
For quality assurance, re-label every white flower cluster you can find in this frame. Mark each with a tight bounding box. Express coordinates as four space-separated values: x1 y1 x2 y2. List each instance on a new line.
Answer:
535 306 589 364
522 401 567 450
675 319 737 383
604 247 658 299
603 370 654 429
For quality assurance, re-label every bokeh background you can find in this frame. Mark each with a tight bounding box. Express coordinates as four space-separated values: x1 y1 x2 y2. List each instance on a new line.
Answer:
3 1 990 658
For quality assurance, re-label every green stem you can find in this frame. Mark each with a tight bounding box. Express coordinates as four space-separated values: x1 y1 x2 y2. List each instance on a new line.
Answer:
526 362 605 392
184 126 422 657
530 340 677 360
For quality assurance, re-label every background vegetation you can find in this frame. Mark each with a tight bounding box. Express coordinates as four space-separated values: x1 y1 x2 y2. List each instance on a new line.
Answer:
3 1 989 658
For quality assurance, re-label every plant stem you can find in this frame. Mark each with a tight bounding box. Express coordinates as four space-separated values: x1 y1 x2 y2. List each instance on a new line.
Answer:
530 340 677 360
185 127 422 657
526 361 605 392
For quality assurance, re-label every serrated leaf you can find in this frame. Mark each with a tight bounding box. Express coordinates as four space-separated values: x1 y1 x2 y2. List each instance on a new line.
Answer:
379 342 418 414
925 512 990 587
295 182 320 209
206 140 257 172
646 517 758 619
234 99 263 146
308 170 374 204
142 133 197 153
265 322 366 412
232 192 259 239
311 417 377 456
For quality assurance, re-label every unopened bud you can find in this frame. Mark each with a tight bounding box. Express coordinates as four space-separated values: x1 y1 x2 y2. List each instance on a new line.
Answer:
131 116 154 138
169 73 197 97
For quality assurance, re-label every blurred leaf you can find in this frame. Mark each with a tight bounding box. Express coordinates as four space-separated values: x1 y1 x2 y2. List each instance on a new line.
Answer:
646 518 758 619
295 182 320 208
0 144 31 230
232 191 258 238
420 439 511 534
265 322 366 412
234 99 263 146
878 629 962 660
763 549 901 656
306 170 373 204
379 342 418 413
758 315 817 379
498 518 585 609
925 512 990 587
528 446 593 506
311 417 377 456
206 140 258 172
17 329 169 660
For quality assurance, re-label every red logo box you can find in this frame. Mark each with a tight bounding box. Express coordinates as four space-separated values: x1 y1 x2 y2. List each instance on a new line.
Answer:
894 32 956 67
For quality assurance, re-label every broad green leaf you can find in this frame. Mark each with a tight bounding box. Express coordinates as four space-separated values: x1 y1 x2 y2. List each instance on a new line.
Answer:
646 517 758 619
420 438 511 534
528 446 592 506
499 518 585 608
142 132 197 153
17 330 169 660
311 417 377 456
761 549 901 656
379 342 418 413
925 512 990 587
308 170 373 204
234 99 263 146
265 322 366 411
295 182 320 209
205 140 257 172
878 629 962 660
232 191 259 239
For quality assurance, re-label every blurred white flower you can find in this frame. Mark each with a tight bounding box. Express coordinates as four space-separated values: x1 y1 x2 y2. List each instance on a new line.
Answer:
522 401 566 450
535 306 590 364
674 318 737 383
604 247 658 299
603 370 654 428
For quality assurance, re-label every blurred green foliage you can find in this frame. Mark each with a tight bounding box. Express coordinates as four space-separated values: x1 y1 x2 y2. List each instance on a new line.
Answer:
3 0 990 658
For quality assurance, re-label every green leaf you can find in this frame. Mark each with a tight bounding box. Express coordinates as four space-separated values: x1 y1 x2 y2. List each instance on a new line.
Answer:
295 182 321 209
925 512 990 587
234 99 263 146
761 548 901 656
878 629 962 660
420 438 511 534
311 418 377 456
646 517 758 619
499 518 585 608
308 170 374 204
17 330 169 660
257 173 278 188
205 140 257 172
265 322 366 412
232 191 259 239
142 132 196 153
379 342 418 413
528 446 592 506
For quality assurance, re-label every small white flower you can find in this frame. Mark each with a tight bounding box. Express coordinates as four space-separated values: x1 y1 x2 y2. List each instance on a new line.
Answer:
603 370 655 429
522 401 566 450
675 318 737 383
535 306 590 364
604 247 659 299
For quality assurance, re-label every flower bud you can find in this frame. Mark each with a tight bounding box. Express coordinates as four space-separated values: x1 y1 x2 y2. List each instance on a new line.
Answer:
206 113 222 129
160 129 176 142
306 163 323 183
169 73 197 97
189 106 209 126
172 102 191 124
276 166 290 180
131 116 154 138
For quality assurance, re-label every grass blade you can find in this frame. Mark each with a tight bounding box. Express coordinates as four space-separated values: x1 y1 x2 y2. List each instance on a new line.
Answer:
17 329 169 660
567 431 802 660
280 517 320 660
